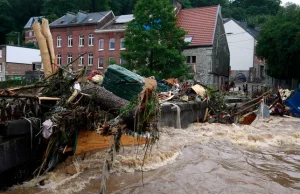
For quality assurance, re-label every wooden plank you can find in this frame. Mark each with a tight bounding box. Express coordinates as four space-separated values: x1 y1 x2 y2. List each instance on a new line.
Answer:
75 130 146 155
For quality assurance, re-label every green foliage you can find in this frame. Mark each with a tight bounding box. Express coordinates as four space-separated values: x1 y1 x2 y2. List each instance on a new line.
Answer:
247 15 271 28
122 0 190 79
23 42 39 49
256 4 300 80
0 79 38 88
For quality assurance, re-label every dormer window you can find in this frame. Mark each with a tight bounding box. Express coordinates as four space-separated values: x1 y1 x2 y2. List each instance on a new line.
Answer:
184 36 193 43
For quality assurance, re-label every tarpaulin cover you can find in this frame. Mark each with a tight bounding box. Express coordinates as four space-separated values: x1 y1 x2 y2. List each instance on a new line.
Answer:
102 65 145 101
284 90 300 117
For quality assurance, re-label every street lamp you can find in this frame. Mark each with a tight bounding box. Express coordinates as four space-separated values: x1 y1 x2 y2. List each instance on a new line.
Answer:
216 32 232 56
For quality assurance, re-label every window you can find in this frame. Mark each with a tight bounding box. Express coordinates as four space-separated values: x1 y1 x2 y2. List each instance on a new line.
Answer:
79 55 84 66
29 31 33 37
67 54 73 64
186 56 196 64
57 54 62 65
0 50 2 58
88 34 94 46
57 36 62 47
108 57 115 65
79 35 84 47
98 57 104 69
68 35 73 47
109 38 115 50
88 53 93 66
99 39 104 50
120 58 126 65
120 38 125 50
192 56 196 63
0 63 2 72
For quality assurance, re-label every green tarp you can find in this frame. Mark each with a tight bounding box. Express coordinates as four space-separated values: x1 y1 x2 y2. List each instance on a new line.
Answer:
102 65 145 101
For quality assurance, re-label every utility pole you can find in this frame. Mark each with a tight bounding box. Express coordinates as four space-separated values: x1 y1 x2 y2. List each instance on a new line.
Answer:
18 32 20 46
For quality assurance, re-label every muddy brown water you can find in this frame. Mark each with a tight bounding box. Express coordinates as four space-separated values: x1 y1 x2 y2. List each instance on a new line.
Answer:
3 117 300 194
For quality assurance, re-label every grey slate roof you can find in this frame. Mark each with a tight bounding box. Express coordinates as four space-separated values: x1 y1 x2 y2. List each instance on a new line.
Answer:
223 18 260 39
49 11 111 27
24 16 44 29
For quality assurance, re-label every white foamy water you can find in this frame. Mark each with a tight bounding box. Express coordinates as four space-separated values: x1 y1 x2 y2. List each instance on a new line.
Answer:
5 116 300 194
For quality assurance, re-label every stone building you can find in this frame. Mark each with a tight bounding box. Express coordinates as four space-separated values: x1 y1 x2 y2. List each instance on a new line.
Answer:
177 5 230 86
0 45 41 81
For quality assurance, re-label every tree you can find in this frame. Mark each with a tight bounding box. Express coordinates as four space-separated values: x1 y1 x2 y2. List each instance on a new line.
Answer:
121 0 190 79
91 0 110 12
256 4 300 80
0 0 15 44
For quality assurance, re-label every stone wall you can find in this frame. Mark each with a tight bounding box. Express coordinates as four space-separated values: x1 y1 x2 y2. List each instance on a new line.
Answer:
159 101 209 129
183 47 214 85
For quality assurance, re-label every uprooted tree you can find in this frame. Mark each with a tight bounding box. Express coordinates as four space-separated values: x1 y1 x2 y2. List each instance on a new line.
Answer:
121 0 190 80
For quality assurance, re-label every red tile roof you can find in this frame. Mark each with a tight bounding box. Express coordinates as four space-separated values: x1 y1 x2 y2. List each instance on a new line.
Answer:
177 6 219 46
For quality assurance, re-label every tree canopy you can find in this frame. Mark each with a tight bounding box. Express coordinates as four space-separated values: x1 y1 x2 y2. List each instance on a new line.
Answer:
121 0 190 79
0 0 285 45
256 4 300 80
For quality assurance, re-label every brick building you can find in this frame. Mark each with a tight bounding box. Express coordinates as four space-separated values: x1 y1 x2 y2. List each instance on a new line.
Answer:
24 11 130 72
23 1 229 86
0 45 41 81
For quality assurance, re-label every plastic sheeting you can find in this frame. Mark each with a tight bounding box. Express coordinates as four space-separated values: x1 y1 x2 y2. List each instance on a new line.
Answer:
102 65 145 101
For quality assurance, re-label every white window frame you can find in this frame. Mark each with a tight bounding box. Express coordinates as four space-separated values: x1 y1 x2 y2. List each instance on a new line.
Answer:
98 39 104 50
120 38 125 50
79 55 84 66
79 35 84 47
68 35 73 47
88 34 94 46
57 36 62 47
109 38 115 50
0 50 2 58
29 31 33 37
67 54 73 64
98 57 104 69
57 54 62 65
88 53 93 66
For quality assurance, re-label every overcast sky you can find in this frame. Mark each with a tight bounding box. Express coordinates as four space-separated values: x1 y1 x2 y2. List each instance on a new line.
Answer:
281 0 300 5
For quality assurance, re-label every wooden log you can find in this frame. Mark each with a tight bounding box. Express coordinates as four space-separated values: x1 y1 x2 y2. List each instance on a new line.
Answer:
32 21 52 78
41 18 55 69
81 83 129 115
75 130 146 155
8 84 49 92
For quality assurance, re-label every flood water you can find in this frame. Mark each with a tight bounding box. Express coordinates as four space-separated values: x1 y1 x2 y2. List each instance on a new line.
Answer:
3 117 300 194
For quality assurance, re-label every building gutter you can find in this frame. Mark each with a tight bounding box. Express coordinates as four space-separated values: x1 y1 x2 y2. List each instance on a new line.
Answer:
94 29 126 33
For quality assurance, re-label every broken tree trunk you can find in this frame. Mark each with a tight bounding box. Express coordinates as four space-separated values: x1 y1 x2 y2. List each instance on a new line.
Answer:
81 83 129 115
41 18 55 70
32 21 52 78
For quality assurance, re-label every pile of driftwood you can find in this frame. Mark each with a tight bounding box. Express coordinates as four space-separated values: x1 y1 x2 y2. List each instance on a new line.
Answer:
0 19 160 193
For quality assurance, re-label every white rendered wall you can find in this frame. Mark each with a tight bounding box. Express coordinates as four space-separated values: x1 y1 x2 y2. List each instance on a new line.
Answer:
224 20 255 71
6 46 41 64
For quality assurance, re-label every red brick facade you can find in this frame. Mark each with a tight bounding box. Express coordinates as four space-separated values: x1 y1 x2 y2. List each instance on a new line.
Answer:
25 30 37 45
51 26 125 72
